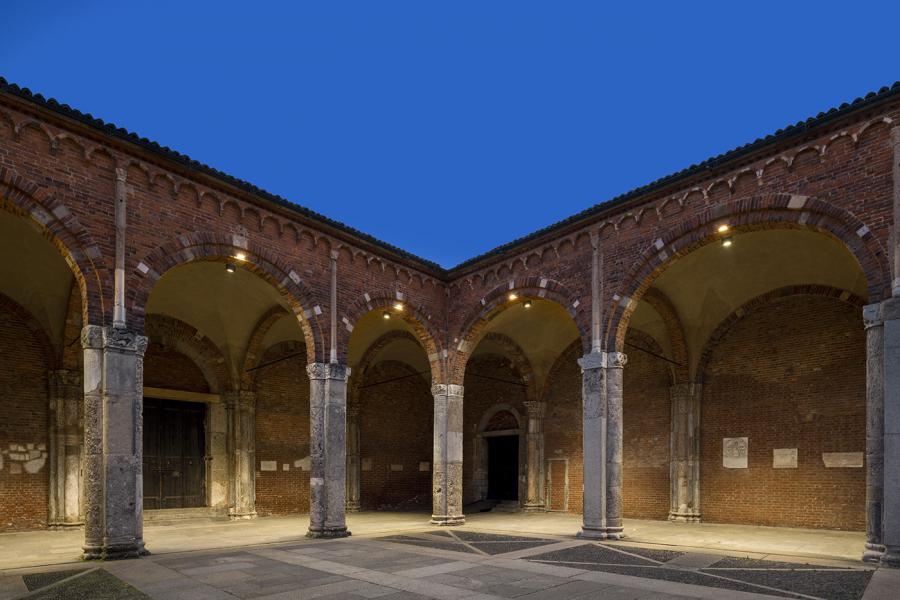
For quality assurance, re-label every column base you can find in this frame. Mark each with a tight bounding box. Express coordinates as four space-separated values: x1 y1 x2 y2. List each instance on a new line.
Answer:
430 514 466 526
522 503 546 512
306 527 352 539
83 540 150 561
229 510 258 521
49 521 84 530
667 511 701 523
577 526 625 540
863 542 885 563
346 502 360 513
880 546 900 567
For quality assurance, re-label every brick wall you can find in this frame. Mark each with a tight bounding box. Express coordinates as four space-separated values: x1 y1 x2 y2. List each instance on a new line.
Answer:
623 330 672 520
701 295 866 530
542 342 583 513
254 343 310 515
358 361 432 509
0 305 49 530
143 342 210 393
463 354 528 505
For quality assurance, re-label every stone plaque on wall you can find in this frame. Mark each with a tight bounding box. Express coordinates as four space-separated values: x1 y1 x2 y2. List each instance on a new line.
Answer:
773 448 798 469
260 460 277 472
723 437 748 469
361 458 373 472
822 452 863 468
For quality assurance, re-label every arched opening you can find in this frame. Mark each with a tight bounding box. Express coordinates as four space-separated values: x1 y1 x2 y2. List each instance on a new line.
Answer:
462 297 582 513
618 226 870 530
143 259 310 519
346 309 435 512
0 209 83 530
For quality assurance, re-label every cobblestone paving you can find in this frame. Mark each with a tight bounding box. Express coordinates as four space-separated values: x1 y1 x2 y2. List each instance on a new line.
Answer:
0 530 888 599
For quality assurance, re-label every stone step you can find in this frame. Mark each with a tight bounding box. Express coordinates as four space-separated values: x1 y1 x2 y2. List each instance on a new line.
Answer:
492 501 522 513
144 507 230 525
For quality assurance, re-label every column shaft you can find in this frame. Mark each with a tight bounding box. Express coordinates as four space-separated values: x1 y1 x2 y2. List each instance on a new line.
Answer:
864 303 885 562
668 383 701 522
346 405 361 512
605 352 626 538
81 325 148 560
228 391 257 519
523 401 546 511
881 298 900 566
431 383 465 525
307 363 351 538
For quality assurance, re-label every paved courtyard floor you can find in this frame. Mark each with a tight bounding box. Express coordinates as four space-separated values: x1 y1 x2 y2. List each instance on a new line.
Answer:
0 512 896 599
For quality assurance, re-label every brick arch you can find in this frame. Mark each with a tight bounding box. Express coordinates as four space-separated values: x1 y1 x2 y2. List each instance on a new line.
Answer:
607 193 890 352
476 332 536 401
0 291 58 369
349 330 426 404
0 166 106 326
144 313 232 393
696 284 865 381
127 232 324 364
541 338 582 403
451 277 590 385
240 306 302 390
344 296 444 383
638 288 689 383
476 403 523 433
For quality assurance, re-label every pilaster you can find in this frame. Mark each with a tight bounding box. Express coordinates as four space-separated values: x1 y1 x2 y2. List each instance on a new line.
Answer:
523 401 546 511
227 391 257 520
48 369 84 528
346 403 361 512
668 383 702 523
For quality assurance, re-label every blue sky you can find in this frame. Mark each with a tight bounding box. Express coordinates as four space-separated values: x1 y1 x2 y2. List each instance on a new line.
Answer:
2 1 898 267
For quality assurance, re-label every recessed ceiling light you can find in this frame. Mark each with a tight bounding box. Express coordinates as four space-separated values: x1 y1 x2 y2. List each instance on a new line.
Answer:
523 300 532 309
722 238 733 248
382 311 391 320
225 263 236 273
508 292 518 301
717 224 730 234
393 302 404 311
235 251 247 261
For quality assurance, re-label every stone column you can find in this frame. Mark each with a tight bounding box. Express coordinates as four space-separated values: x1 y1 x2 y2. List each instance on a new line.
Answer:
431 383 465 525
668 383 701 522
48 369 84 528
523 401 546 511
579 350 627 540
81 325 148 560
346 404 361 512
227 391 257 520
578 351 605 538
881 298 900 566
307 363 351 538
604 351 627 539
864 303 885 562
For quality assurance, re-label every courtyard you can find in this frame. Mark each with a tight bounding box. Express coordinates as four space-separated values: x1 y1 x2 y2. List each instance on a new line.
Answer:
1 512 896 599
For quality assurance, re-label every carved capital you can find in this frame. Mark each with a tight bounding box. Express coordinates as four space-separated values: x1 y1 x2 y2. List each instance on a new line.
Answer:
606 351 628 368
431 383 464 398
864 302 885 328
306 362 351 381
577 351 604 371
524 401 546 418
81 324 105 350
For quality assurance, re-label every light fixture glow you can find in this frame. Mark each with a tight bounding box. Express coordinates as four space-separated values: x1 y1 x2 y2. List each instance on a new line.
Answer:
717 224 730 234
722 238 733 248
393 302 404 311
382 311 391 320
508 292 518 301
523 300 533 309
235 251 247 261
225 263 236 273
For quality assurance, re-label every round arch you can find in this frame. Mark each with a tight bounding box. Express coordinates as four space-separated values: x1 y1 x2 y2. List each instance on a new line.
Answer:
144 313 232 393
452 277 590 384
0 167 105 325
607 194 890 352
127 232 324 364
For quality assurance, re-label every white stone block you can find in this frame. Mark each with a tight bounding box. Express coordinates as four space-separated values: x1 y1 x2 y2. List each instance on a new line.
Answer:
390 464 403 472
773 448 797 468
822 452 863 468
260 460 277 472
723 437 748 468
419 461 430 472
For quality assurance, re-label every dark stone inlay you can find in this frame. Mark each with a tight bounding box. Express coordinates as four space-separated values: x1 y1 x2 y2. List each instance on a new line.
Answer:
22 569 88 591
531 562 799 598
427 530 454 538
600 543 685 563
377 536 480 554
701 568 874 600
709 556 851 570
467 540 558 555
451 531 552 543
28 569 150 599
528 543 659 566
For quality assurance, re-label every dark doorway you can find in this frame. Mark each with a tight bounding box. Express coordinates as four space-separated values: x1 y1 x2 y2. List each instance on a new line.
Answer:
487 435 519 500
143 398 207 509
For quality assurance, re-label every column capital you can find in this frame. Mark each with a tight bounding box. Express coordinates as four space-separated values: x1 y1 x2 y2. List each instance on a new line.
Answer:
306 362 351 381
578 351 628 371
864 302 885 328
80 325 148 356
432 383 464 397
524 401 546 418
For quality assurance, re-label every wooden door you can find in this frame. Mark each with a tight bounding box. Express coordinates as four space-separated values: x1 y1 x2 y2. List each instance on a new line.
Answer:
143 398 206 509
